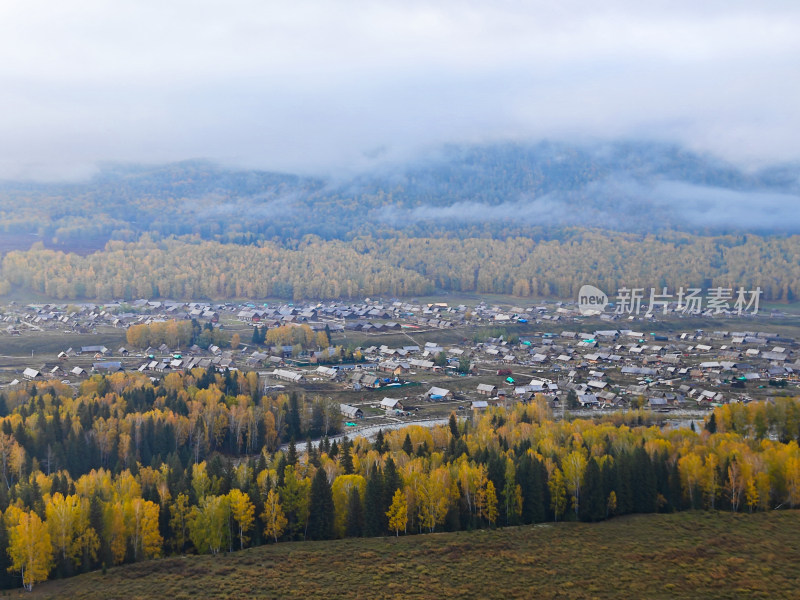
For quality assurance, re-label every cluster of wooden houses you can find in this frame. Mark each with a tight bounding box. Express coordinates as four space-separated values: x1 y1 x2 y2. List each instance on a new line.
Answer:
4 296 799 413
482 327 800 410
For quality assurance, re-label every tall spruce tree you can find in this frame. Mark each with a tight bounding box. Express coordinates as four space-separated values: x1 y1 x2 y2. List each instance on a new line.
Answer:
615 453 634 515
633 447 657 513
276 453 288 488
364 472 385 536
287 394 302 440
307 438 320 467
579 458 604 522
669 460 684 511
448 413 459 439
346 487 364 537
383 458 402 520
287 438 298 467
0 518 16 589
518 455 546 524
654 451 672 512
307 469 335 540
373 429 386 454
340 443 354 475
705 413 717 434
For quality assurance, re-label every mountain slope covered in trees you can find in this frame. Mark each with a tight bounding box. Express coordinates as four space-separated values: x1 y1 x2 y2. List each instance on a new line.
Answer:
1 141 798 246
1 140 799 302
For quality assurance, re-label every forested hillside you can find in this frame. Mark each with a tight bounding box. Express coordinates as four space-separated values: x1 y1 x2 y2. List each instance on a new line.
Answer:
1 140 798 302
2 231 799 301
1 141 798 245
0 373 799 590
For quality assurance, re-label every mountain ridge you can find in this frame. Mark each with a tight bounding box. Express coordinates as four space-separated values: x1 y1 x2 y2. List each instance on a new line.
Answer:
0 140 798 247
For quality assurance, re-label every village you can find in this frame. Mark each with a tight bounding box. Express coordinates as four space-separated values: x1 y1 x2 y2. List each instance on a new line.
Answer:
2 295 799 432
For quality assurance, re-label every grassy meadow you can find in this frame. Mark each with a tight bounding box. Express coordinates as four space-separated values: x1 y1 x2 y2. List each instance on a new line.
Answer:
26 510 800 600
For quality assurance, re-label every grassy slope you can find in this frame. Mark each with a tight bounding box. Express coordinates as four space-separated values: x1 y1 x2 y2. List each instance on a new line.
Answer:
29 511 800 600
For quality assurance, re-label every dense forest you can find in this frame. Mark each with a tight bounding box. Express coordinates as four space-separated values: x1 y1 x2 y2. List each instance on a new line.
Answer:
2 231 799 301
1 141 798 303
0 372 799 590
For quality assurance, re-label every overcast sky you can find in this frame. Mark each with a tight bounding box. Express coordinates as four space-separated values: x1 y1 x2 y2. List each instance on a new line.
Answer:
1 0 799 179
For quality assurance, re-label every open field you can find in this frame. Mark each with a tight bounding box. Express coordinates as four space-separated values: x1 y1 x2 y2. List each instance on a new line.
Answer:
0 327 126 357
26 511 800 600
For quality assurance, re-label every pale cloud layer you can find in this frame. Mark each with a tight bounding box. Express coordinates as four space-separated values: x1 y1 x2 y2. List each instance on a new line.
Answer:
1 1 799 179
382 179 800 232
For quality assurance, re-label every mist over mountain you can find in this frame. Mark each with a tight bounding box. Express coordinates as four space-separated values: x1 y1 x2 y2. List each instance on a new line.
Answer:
1 140 798 249
337 141 800 232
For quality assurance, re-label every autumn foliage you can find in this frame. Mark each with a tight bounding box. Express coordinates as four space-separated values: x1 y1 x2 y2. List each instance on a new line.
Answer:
3 231 800 301
0 373 799 590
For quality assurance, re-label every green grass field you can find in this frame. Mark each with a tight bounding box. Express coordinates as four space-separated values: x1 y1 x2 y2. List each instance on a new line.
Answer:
27 511 800 600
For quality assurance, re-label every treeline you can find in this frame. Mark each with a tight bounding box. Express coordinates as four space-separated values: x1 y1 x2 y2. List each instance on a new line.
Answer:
3 230 800 301
123 320 327 354
125 319 231 350
252 324 329 351
0 372 342 481
0 374 799 590
0 236 432 300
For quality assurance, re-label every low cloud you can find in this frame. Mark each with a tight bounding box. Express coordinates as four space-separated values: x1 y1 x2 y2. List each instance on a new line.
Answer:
377 177 800 232
1 2 799 179
191 193 299 221
647 181 800 230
